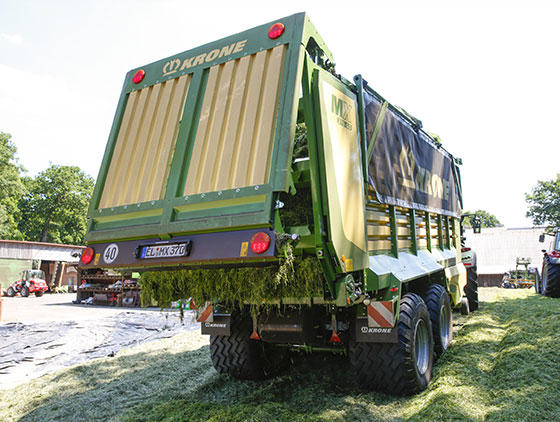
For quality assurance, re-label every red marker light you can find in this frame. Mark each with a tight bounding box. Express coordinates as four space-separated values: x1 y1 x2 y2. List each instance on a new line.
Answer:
268 23 285 39
132 69 145 84
250 232 271 254
81 247 95 265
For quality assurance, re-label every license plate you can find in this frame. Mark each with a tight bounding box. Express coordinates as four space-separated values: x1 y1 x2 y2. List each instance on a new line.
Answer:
139 242 191 259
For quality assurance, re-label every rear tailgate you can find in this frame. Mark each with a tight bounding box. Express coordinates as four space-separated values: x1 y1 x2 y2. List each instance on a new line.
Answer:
86 14 307 250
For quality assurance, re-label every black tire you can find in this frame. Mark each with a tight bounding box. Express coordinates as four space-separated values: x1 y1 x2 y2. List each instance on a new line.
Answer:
35 291 44 297
209 311 286 380
460 297 470 315
423 284 452 358
349 293 434 395
542 256 560 298
535 272 542 294
7 287 15 297
21 286 29 297
465 267 479 311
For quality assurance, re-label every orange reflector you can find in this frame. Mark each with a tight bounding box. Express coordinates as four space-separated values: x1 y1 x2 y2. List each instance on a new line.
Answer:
132 69 145 84
329 331 342 343
80 247 95 264
250 330 261 340
250 232 271 254
268 22 285 39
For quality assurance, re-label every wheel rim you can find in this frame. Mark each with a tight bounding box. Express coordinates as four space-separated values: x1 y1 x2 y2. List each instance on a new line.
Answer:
415 318 430 375
439 303 451 348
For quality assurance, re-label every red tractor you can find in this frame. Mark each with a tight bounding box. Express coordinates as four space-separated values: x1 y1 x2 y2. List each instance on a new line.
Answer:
6 270 49 297
537 229 560 297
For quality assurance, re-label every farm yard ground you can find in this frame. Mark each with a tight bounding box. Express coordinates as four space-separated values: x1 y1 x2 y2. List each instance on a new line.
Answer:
0 288 559 422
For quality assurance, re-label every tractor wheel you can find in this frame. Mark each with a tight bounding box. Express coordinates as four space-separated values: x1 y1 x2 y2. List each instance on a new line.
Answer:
542 256 560 298
21 286 30 297
349 293 434 395
423 284 452 358
209 311 286 380
35 291 44 297
464 267 479 311
7 287 15 297
460 297 470 315
535 273 542 294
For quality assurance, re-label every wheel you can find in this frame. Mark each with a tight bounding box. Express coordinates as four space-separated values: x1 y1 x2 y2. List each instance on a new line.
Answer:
460 297 470 315
35 291 44 297
7 287 15 297
21 286 30 297
209 311 286 380
465 267 479 311
542 256 560 298
349 293 434 395
423 284 452 358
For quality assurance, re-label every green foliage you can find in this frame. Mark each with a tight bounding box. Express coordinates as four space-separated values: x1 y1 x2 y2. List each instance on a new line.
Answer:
140 253 324 309
18 165 94 244
526 174 560 229
463 209 502 228
0 132 25 239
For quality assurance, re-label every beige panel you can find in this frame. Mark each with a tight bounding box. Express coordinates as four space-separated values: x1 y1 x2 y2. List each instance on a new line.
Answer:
247 45 285 186
99 90 140 209
99 75 191 209
231 51 266 188
184 46 286 196
368 240 392 251
184 67 221 195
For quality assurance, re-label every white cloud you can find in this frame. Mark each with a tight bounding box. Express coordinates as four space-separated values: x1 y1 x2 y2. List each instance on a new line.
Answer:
1 33 24 46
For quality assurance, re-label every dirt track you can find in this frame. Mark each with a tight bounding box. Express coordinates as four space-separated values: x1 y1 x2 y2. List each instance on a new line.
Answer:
0 293 198 390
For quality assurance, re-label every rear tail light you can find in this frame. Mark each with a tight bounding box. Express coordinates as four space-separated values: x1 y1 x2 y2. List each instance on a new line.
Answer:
268 23 285 39
81 247 95 264
461 247 471 253
250 232 271 254
550 250 560 258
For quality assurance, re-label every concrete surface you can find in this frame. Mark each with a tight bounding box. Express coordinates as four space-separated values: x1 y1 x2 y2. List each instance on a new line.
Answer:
0 293 160 324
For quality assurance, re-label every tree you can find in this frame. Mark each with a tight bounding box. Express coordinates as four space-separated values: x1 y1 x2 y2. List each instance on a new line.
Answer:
18 165 94 244
526 174 560 229
462 210 502 228
0 132 25 239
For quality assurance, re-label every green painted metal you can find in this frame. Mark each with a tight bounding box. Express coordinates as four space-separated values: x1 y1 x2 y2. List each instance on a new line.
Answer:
366 101 388 163
409 209 418 256
83 12 468 324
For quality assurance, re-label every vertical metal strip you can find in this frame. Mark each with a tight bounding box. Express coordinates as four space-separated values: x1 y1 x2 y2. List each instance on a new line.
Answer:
409 209 418 255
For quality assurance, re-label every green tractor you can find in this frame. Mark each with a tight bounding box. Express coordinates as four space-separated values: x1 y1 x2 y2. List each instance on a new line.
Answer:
501 258 539 289
537 230 560 297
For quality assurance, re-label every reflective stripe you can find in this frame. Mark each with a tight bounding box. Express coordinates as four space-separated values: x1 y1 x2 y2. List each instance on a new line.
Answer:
367 301 393 328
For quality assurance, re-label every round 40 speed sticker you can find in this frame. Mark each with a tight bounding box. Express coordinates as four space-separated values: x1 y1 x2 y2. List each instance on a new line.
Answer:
103 244 119 264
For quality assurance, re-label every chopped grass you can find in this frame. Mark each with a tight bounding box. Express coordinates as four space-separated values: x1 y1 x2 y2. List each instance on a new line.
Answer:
0 288 558 421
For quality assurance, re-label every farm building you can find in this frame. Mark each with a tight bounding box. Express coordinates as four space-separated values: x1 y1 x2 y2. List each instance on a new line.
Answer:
463 227 546 286
0 240 84 291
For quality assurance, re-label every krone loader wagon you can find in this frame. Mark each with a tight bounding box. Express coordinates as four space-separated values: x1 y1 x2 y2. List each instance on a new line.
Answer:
79 13 476 395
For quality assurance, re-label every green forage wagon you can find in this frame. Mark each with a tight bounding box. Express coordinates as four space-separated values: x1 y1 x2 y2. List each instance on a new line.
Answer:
79 13 476 395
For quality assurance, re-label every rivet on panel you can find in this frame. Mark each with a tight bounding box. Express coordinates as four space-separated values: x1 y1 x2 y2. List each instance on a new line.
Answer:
151 201 155 205
124 205 127 209
201 193 205 198
255 186 259 190
236 188 240 193
218 191 222 196
111 207 115 211
99 210 102 214
137 204 141 207
184 196 189 201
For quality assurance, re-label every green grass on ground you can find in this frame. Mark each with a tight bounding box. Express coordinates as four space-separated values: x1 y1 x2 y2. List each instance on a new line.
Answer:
0 288 558 422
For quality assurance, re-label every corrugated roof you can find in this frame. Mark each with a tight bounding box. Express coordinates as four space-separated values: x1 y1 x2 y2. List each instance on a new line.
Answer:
463 227 547 275
0 240 84 262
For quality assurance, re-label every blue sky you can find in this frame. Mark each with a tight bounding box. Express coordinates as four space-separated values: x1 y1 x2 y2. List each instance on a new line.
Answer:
1 0 559 227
